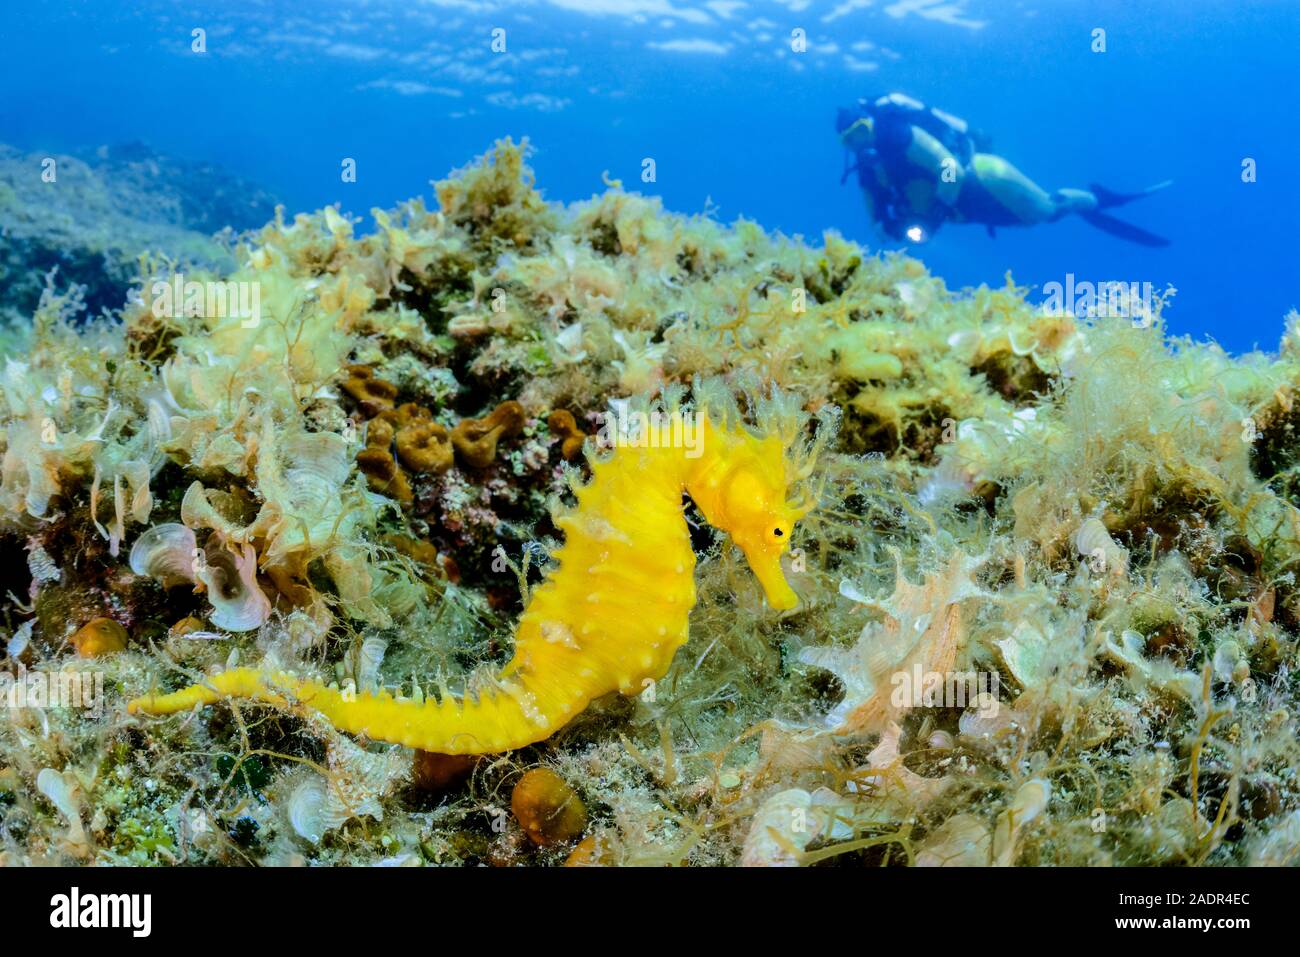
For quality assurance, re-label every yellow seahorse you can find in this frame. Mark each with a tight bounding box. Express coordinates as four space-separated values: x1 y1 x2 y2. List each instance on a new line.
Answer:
128 383 827 755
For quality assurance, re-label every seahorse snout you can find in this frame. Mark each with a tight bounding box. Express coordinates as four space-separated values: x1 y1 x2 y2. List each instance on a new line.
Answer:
738 541 799 610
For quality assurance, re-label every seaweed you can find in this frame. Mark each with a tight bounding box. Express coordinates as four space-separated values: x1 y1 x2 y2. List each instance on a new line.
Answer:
1 139 1298 867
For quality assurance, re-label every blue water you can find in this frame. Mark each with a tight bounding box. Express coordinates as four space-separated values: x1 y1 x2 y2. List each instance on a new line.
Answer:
4 0 1297 352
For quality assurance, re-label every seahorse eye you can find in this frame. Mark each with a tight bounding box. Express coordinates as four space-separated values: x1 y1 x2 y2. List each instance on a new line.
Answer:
773 527 784 537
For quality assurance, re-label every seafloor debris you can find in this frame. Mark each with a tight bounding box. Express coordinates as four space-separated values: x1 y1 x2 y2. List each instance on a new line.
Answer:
1 138 1299 866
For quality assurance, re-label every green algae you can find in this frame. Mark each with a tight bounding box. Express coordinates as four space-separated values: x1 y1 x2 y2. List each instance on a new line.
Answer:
1 138 1299 867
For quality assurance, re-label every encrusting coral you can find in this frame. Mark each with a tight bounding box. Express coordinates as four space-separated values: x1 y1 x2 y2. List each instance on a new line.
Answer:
3 137 1300 867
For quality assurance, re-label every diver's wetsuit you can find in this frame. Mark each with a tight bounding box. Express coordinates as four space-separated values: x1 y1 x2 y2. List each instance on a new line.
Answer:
838 93 980 240
838 93 1170 246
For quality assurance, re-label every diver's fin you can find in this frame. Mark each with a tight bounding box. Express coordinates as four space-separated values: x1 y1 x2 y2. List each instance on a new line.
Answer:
1080 211 1170 247
986 225 997 238
1089 180 1173 210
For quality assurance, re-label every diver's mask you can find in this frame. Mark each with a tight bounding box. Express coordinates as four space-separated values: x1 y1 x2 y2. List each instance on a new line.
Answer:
838 114 875 152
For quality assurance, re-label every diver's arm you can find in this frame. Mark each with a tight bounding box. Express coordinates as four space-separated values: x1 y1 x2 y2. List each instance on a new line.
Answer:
874 187 917 243
860 168 887 224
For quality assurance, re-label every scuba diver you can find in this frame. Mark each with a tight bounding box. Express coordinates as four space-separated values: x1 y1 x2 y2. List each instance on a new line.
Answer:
837 93 1171 247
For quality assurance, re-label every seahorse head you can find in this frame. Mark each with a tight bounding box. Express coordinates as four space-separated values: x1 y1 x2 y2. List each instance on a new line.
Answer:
676 378 834 611
725 462 805 610
691 423 807 610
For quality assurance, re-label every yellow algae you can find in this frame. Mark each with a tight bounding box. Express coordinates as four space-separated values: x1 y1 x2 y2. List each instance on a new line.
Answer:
2 139 1299 869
